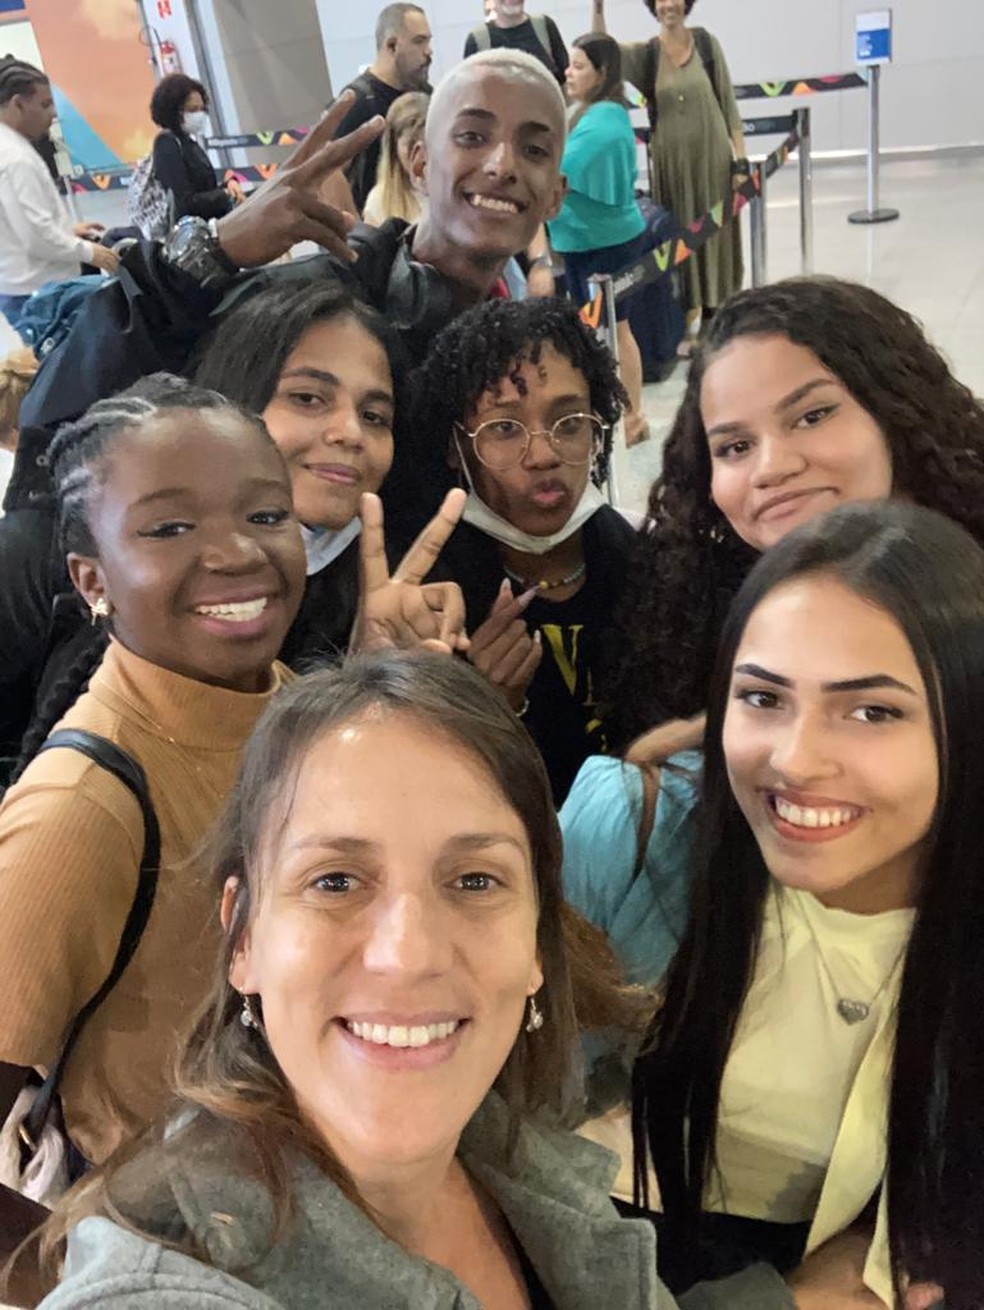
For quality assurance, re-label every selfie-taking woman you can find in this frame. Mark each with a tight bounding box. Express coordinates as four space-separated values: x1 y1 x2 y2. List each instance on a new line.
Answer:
29 654 797 1309
568 503 975 1308
605 277 984 751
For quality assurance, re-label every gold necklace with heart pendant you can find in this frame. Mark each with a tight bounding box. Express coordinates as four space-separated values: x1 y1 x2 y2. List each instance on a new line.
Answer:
806 926 908 1025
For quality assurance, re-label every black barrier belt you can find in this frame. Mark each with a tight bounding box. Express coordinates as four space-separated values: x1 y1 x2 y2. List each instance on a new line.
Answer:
204 128 309 149
65 163 276 192
743 114 796 136
581 123 801 324
733 71 865 100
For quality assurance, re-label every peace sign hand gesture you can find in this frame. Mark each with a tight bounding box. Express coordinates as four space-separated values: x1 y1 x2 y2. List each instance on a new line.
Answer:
352 490 470 655
215 91 384 269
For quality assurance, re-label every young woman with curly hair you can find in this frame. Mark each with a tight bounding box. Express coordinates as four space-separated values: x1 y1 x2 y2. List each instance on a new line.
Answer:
406 296 630 804
604 276 984 752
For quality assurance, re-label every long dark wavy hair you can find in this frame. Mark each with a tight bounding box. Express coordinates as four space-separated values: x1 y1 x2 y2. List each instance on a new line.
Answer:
632 501 984 1307
606 277 984 749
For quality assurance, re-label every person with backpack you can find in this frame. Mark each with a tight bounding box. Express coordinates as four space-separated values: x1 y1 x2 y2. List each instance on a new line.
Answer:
0 58 117 331
591 0 747 355
0 375 306 1195
465 0 568 85
136 73 241 238
0 370 470 1204
332 3 433 215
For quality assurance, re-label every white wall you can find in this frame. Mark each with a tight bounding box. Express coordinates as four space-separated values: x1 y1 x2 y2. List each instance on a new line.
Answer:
136 0 204 82
319 0 984 152
0 18 44 70
194 0 330 134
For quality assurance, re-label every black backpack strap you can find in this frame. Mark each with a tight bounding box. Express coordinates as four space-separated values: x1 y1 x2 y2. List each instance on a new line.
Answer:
643 37 659 136
20 729 161 1159
693 27 725 120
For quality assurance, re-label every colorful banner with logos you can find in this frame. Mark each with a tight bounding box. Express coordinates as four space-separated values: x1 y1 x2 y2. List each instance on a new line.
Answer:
733 71 865 100
205 127 310 150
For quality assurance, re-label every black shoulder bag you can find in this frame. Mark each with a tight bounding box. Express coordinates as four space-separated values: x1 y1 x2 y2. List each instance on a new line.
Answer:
17 729 161 1170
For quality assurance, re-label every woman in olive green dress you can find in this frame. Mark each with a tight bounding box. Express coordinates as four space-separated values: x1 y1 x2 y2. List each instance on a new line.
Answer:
591 0 747 351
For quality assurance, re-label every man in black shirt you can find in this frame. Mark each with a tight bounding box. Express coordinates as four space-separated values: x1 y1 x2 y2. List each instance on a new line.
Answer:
464 1 568 84
333 2 433 213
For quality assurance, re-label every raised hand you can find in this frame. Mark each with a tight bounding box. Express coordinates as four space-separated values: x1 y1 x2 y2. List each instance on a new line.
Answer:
352 490 469 655
215 92 384 269
467 579 543 712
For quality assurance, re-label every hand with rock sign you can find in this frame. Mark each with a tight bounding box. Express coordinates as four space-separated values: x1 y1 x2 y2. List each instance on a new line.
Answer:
467 579 543 713
352 490 469 655
215 91 384 269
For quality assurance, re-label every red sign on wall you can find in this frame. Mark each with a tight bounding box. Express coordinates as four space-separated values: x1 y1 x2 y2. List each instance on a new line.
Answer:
157 0 172 17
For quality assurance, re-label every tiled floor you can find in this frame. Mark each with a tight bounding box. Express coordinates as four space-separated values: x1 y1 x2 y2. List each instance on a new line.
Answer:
622 154 984 514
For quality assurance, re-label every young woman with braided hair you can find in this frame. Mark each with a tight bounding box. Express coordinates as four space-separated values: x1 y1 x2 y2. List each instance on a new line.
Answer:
0 367 466 1203
0 374 307 1181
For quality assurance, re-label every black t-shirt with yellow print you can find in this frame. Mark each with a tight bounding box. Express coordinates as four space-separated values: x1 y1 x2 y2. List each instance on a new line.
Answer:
424 506 635 807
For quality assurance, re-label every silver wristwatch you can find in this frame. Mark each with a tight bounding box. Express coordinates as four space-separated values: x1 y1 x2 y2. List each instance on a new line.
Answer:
163 216 239 289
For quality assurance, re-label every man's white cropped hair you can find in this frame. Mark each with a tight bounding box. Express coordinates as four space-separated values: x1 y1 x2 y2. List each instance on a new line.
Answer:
426 48 568 148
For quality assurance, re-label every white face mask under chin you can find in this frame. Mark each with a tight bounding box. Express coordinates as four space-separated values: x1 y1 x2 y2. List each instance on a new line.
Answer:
455 438 607 554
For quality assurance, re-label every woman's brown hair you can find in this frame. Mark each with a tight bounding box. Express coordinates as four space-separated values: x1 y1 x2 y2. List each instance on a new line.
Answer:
26 651 642 1285
0 347 38 451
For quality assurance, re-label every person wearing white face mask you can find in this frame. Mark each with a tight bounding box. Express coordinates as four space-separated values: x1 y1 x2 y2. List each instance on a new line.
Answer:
406 297 633 806
149 74 242 226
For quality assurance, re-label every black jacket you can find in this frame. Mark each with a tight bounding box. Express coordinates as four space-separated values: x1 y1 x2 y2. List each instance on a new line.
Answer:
332 73 405 214
152 129 233 222
10 218 455 512
1 220 462 754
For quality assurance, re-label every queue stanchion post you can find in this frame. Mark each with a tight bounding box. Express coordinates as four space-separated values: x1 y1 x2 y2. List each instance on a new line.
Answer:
849 64 899 225
750 160 768 287
795 107 814 274
588 273 628 509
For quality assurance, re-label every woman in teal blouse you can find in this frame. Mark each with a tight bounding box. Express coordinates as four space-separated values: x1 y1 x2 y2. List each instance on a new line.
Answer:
550 34 649 444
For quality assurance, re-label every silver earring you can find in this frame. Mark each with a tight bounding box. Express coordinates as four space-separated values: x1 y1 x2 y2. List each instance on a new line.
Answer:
89 597 110 626
239 993 259 1030
525 994 544 1033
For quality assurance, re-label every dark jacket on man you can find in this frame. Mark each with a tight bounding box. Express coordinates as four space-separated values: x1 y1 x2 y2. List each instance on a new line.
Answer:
0 220 454 758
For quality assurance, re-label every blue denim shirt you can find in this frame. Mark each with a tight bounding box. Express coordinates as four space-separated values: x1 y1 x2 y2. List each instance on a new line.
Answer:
561 752 702 986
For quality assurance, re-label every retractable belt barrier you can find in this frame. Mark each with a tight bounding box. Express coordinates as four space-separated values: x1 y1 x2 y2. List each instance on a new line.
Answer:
580 116 802 329
65 69 864 195
733 71 865 100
